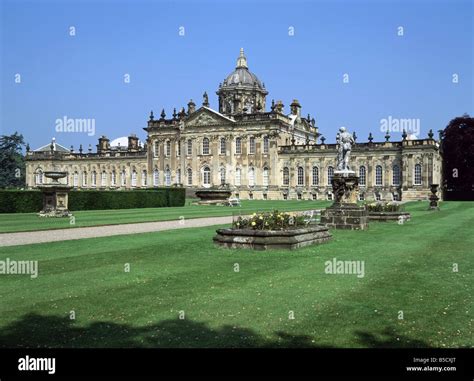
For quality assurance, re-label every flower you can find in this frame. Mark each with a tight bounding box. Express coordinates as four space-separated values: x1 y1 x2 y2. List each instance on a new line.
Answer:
259 216 263 220
251 221 256 226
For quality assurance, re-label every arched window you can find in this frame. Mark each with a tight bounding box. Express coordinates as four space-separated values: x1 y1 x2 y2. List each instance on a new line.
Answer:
249 137 256 154
203 166 211 186
187 168 192 186
392 165 400 186
359 166 366 186
327 166 334 185
101 171 107 187
35 169 43 185
121 170 126 186
414 164 422 185
248 167 255 186
92 171 97 187
220 138 226 155
263 167 269 186
154 142 159 157
235 138 242 154
153 169 159 186
235 168 241 186
131 170 137 187
375 165 383 186
165 167 171 186
263 136 269 154
312 166 319 186
187 139 192 156
141 170 147 186
220 167 226 185
202 138 210 155
176 169 181 185
82 171 87 186
283 167 289 186
111 171 116 186
73 171 78 187
166 140 171 157
297 167 304 186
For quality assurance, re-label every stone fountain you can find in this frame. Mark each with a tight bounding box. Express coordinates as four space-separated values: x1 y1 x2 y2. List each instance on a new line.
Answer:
38 171 72 217
321 127 368 230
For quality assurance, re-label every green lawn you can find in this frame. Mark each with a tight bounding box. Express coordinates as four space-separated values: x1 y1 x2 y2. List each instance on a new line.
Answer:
0 201 472 348
0 200 330 233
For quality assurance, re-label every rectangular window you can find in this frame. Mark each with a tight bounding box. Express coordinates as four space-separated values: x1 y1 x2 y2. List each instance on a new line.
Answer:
235 138 242 154
263 136 269 154
220 138 226 155
249 137 255 154
187 140 192 156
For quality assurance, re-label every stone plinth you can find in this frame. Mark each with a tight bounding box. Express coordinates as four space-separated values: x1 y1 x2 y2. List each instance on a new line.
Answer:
38 185 72 217
213 225 332 250
321 204 368 230
321 172 368 230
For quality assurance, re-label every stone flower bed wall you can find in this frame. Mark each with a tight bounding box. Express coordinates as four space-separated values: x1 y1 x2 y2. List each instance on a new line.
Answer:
368 211 411 222
213 225 332 250
365 202 411 222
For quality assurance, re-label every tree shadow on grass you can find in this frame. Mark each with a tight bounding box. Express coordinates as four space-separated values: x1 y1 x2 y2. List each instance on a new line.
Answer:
0 313 435 348
0 313 328 348
354 327 432 348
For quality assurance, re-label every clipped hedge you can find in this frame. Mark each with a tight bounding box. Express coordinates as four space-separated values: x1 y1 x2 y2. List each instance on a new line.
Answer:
0 190 42 213
0 188 185 213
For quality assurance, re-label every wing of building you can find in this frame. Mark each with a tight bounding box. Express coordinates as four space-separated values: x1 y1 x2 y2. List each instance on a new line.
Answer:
25 49 442 201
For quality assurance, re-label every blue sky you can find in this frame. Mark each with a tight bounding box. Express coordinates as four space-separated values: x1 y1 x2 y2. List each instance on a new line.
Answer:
1 0 472 149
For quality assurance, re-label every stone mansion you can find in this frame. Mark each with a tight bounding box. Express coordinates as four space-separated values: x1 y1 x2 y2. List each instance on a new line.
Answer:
25 49 442 201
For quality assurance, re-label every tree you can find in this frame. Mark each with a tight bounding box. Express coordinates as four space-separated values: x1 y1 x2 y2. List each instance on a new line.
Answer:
440 114 474 200
0 132 26 188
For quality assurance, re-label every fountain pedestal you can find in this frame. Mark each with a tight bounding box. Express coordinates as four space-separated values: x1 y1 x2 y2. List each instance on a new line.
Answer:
38 171 72 217
321 171 368 230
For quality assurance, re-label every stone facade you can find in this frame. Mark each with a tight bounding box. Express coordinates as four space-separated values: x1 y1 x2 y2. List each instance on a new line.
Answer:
25 49 442 202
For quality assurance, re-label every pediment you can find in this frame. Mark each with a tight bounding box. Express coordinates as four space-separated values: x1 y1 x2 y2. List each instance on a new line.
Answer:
185 107 235 127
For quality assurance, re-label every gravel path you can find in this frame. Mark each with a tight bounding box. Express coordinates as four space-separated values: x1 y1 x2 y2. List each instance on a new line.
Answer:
0 216 235 247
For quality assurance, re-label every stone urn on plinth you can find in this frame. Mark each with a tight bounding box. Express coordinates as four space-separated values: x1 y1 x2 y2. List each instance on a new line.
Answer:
38 171 73 217
321 127 368 230
428 184 440 210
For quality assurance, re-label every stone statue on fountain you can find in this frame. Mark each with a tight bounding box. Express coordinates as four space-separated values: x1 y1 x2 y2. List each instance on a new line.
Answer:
336 127 355 173
321 127 368 230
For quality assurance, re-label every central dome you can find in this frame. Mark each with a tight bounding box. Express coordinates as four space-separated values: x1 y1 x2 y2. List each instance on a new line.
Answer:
222 48 264 89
